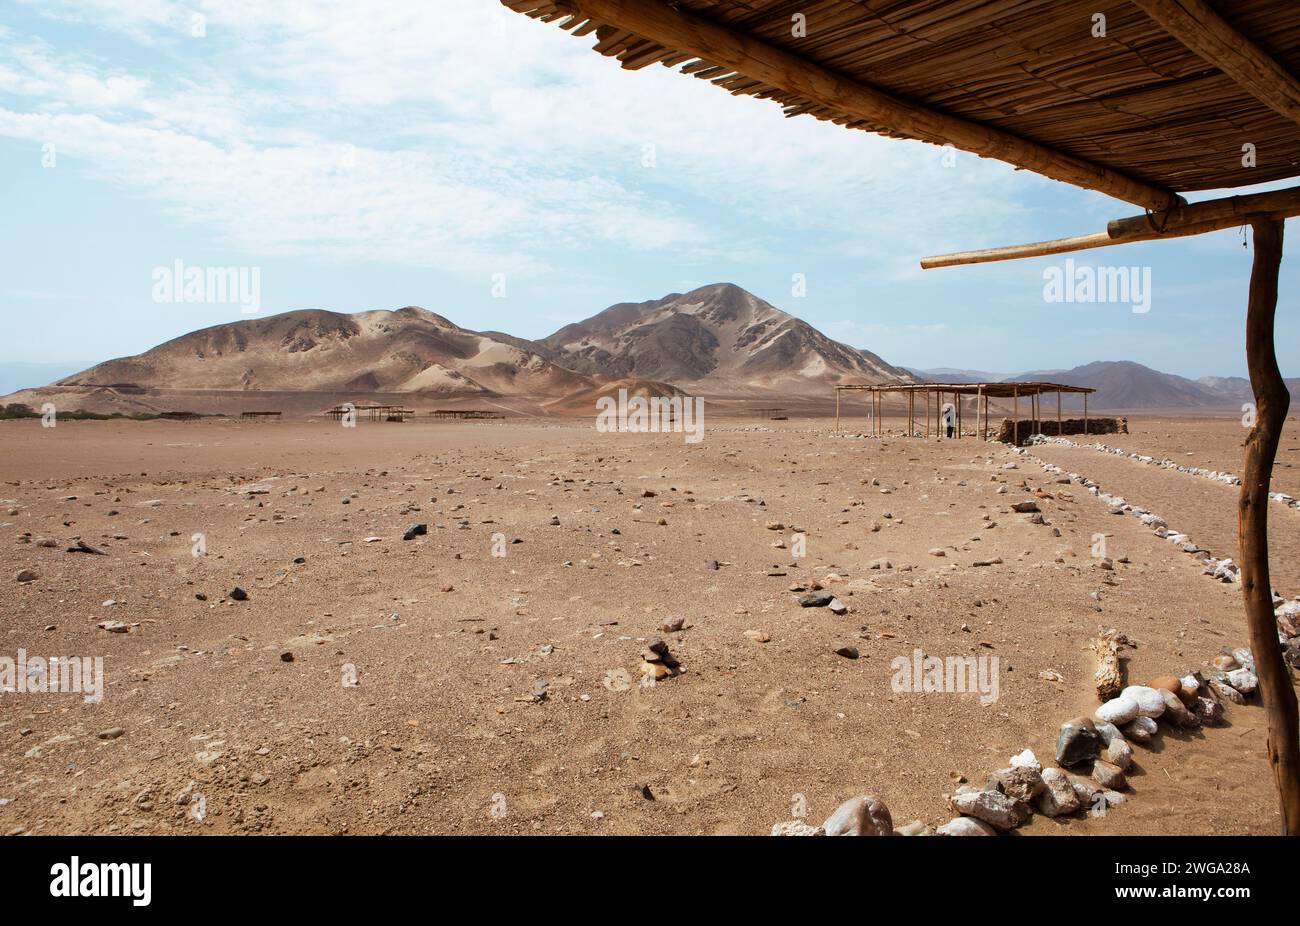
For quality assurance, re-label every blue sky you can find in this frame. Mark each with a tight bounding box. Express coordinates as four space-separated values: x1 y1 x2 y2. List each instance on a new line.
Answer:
1 0 1296 386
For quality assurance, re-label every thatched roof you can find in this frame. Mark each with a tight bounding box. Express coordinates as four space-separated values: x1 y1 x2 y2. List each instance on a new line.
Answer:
836 381 1094 397
503 0 1300 205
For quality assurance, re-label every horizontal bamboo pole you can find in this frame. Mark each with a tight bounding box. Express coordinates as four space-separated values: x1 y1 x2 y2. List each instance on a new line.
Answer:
545 0 1180 211
921 185 1300 268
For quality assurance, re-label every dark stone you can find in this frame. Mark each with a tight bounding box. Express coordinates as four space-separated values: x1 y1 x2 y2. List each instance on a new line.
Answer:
799 593 834 608
230 587 249 602
68 539 108 555
280 652 294 662
834 645 860 659
402 523 428 541
1055 717 1100 767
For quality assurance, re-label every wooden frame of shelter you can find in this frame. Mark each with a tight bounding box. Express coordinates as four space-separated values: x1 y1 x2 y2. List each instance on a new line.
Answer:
240 411 282 421
327 404 415 422
430 409 506 420
504 0 1300 830
835 381 1095 443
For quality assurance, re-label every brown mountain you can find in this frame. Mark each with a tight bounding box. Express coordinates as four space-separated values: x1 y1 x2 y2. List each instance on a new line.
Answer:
47 307 592 402
538 283 911 395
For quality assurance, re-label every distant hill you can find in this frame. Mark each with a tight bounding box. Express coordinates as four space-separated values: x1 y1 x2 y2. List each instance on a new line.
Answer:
3 292 1291 417
538 283 912 395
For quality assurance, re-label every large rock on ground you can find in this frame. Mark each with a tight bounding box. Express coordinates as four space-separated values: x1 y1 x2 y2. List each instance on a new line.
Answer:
1036 768 1082 817
990 766 1046 803
1094 695 1139 726
949 785 1027 831
1056 718 1101 767
822 795 893 836
1120 685 1167 718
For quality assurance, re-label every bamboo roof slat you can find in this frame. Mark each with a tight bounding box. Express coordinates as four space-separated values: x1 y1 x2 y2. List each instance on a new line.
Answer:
503 0 1300 196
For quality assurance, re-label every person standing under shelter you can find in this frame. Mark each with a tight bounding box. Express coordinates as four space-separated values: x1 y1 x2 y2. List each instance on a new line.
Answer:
941 402 956 439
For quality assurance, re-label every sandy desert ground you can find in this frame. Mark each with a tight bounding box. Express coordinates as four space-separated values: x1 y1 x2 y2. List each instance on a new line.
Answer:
1 411 1296 835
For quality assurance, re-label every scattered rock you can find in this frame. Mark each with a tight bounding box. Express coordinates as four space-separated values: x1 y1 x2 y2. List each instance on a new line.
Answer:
96 727 126 740
402 523 428 541
834 645 860 660
68 539 108 555
229 587 249 602
15 569 38 583
798 593 834 608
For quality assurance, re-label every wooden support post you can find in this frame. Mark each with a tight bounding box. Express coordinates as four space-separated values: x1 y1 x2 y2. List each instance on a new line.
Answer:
1238 216 1300 834
835 388 840 433
908 391 914 437
1057 391 1062 435
983 393 989 441
925 391 930 438
1083 393 1089 435
957 393 963 438
1013 387 1019 446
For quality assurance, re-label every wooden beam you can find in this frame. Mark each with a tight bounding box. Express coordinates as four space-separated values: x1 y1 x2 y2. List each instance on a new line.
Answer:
922 185 1300 268
543 0 1179 211
1238 216 1300 833
1133 0 1300 127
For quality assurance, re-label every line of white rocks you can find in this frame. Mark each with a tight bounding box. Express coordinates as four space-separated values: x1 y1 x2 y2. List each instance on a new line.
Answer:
1010 443 1300 649
771 648 1265 836
770 439 1298 836
1025 433 1300 510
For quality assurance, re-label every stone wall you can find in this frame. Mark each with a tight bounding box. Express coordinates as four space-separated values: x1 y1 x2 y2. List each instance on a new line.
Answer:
994 416 1127 446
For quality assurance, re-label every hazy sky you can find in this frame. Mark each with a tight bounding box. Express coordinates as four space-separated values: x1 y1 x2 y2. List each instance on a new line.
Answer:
1 0 1296 379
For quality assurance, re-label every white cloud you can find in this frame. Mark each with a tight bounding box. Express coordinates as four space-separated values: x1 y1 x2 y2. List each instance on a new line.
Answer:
0 0 1061 284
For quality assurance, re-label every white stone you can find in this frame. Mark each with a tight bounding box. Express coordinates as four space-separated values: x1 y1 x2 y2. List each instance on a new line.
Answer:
1226 668 1258 695
1094 695 1140 725
1121 685 1167 718
936 816 996 836
771 820 824 836
1009 749 1041 772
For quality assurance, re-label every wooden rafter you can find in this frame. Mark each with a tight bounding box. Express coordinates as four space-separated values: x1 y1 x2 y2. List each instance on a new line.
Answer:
541 0 1181 211
921 185 1300 268
1132 0 1300 127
